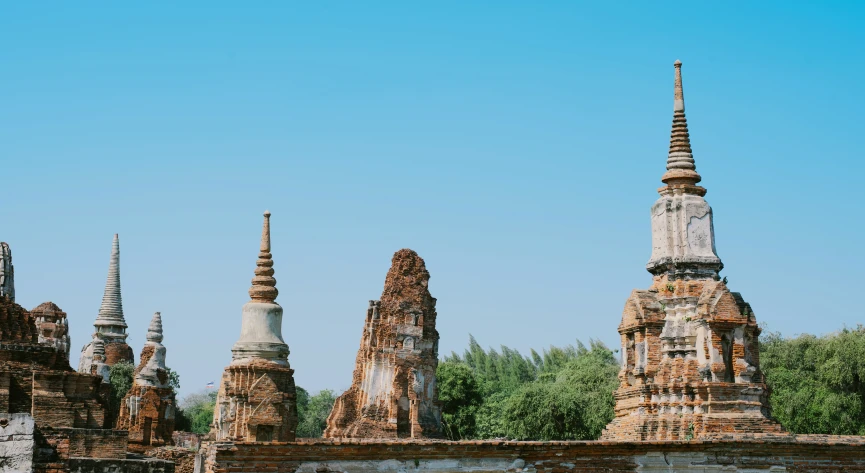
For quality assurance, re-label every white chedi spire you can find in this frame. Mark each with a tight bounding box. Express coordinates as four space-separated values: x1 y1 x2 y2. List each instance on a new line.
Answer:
647 61 723 279
94 234 128 338
136 312 170 388
231 211 290 365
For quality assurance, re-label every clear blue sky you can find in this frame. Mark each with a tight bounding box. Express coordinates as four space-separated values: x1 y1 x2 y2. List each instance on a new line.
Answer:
2 2 862 398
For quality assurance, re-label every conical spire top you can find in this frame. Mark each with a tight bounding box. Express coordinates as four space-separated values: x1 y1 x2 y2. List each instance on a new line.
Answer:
95 234 127 330
249 211 278 303
146 312 164 343
661 60 705 195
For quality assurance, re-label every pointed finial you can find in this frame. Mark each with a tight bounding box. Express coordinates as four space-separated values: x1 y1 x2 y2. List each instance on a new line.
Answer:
673 60 684 112
95 234 127 328
249 211 278 302
661 60 705 195
147 312 164 343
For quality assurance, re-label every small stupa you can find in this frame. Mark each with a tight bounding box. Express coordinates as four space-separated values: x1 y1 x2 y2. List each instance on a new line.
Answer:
116 312 177 451
211 211 298 442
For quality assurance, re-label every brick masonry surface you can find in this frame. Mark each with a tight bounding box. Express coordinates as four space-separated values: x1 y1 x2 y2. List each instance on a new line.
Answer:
198 436 865 473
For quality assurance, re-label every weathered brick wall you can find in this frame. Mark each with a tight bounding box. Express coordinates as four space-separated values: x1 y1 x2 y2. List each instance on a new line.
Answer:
200 436 865 473
67 457 175 473
32 371 109 428
38 427 128 460
104 340 135 366
172 431 203 450
604 278 781 441
117 385 177 450
213 359 298 442
148 446 197 473
0 296 37 344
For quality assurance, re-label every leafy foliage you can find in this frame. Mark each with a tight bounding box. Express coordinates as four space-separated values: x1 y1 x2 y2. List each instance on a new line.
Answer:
177 390 218 434
761 326 865 435
166 367 181 391
296 388 337 438
437 360 483 439
108 361 135 421
438 336 618 440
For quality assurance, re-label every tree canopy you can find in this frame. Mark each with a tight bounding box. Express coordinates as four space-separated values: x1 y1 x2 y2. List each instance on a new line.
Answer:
438 336 619 440
761 325 865 435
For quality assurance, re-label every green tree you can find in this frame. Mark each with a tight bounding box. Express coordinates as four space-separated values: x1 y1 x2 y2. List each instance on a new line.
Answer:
443 336 618 440
437 360 483 439
761 326 865 435
177 390 218 434
296 389 337 438
499 340 618 440
108 361 135 421
166 367 181 391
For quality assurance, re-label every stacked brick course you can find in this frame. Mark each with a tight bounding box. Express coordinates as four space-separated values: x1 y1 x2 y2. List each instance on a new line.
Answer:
325 249 442 439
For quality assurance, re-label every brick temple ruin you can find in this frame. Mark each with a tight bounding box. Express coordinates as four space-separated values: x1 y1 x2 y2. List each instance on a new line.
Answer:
325 249 443 439
3 61 865 473
0 241 174 472
192 62 865 472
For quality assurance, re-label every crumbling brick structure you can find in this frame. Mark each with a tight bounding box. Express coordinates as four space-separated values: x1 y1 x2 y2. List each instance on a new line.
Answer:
79 233 134 378
0 297 109 431
117 312 177 451
600 61 782 441
325 249 442 439
0 241 173 472
211 211 299 442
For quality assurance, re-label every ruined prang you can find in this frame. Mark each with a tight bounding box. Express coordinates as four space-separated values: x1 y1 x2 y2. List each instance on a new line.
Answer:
211 211 298 442
325 249 442 439
600 61 782 441
116 312 177 451
78 234 134 375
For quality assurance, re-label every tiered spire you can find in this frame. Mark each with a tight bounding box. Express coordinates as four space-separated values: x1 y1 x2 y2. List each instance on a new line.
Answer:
94 234 127 332
147 312 164 343
661 60 705 196
248 211 278 303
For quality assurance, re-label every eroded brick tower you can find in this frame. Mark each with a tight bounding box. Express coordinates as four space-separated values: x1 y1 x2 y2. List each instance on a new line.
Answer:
600 61 782 441
211 211 298 442
324 249 442 439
